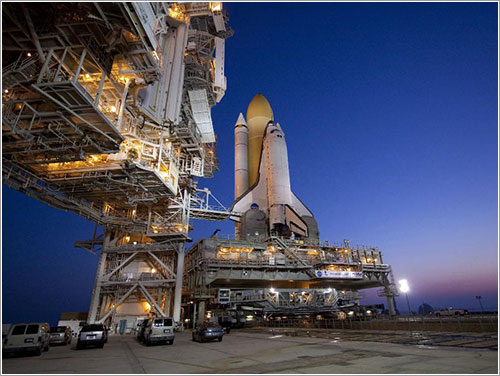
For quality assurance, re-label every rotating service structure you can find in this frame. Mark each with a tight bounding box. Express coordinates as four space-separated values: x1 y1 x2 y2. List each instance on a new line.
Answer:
2 2 232 331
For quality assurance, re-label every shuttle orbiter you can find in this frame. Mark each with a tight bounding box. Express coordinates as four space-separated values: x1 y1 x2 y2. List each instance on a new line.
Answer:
231 94 319 241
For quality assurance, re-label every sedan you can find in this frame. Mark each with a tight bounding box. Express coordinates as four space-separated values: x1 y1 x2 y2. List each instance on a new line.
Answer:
192 323 224 342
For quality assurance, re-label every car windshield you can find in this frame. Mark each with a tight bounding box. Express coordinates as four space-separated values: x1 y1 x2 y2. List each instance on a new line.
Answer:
203 322 221 329
81 324 103 332
50 327 66 333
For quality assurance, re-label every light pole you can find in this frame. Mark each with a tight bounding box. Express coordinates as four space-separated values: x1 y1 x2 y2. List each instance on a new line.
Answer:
398 279 412 316
475 296 485 314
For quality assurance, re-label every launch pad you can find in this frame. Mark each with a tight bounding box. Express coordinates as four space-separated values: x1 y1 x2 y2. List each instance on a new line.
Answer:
3 2 397 334
182 94 398 324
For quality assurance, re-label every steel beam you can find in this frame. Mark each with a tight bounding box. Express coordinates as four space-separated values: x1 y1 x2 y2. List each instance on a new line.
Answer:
88 231 111 323
97 283 139 323
147 251 176 278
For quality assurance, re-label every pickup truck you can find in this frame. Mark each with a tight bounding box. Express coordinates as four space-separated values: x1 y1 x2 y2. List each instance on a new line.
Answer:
433 307 469 316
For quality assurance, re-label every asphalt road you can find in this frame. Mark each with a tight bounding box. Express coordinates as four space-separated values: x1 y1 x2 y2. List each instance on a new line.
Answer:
2 331 498 374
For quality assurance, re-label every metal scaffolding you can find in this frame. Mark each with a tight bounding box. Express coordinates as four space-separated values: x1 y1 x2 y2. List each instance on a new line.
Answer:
2 2 233 330
184 236 399 321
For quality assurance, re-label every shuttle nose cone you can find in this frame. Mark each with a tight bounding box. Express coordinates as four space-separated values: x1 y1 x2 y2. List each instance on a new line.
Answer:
246 94 274 121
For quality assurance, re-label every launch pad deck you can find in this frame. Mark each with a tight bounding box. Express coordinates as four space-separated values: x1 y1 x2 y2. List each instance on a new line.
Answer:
2 330 497 374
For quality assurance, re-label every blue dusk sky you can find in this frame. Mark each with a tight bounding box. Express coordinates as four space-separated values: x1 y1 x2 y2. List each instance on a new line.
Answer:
2 2 498 324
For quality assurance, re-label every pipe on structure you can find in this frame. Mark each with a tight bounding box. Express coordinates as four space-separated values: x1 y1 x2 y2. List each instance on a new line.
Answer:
22 5 45 63
117 79 132 130
172 242 185 325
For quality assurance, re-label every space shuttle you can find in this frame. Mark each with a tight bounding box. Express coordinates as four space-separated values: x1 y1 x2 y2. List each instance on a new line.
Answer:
231 94 319 241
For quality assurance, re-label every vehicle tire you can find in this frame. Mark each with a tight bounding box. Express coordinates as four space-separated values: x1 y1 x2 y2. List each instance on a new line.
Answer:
98 343 104 349
226 329 231 334
169 339 174 345
35 346 42 356
146 339 151 346
218 337 223 342
76 342 82 350
44 343 49 352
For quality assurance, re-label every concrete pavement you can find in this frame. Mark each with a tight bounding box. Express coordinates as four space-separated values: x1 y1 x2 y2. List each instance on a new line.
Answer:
2 331 498 374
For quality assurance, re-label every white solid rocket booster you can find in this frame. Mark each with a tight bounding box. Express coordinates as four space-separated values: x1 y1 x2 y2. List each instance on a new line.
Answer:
234 113 248 199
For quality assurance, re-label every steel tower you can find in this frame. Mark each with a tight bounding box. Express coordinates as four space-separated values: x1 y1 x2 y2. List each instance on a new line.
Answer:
2 2 232 330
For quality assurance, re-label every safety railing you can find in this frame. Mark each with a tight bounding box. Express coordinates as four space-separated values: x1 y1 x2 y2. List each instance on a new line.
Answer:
255 314 498 333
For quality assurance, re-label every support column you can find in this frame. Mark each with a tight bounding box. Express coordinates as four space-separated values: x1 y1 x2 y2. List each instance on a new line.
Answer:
163 291 171 316
386 295 396 316
197 300 206 325
99 294 109 318
88 230 111 323
193 301 198 328
116 79 131 130
172 242 185 325
353 290 360 306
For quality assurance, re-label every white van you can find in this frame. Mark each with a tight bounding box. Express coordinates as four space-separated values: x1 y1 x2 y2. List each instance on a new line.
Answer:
143 318 175 345
3 323 50 355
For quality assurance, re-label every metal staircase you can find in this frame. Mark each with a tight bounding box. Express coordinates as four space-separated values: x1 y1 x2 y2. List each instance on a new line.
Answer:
270 236 317 278
2 53 42 89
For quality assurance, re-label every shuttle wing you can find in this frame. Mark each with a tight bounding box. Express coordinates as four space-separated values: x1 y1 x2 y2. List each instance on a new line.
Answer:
231 172 267 222
291 192 314 217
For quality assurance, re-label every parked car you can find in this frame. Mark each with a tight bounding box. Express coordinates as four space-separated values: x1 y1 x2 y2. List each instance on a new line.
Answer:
3 323 50 356
143 318 175 345
192 322 224 343
433 307 469 316
76 324 107 349
49 326 72 345
2 324 12 341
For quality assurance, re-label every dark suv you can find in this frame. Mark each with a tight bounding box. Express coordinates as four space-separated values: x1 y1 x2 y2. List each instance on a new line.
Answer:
76 324 107 349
